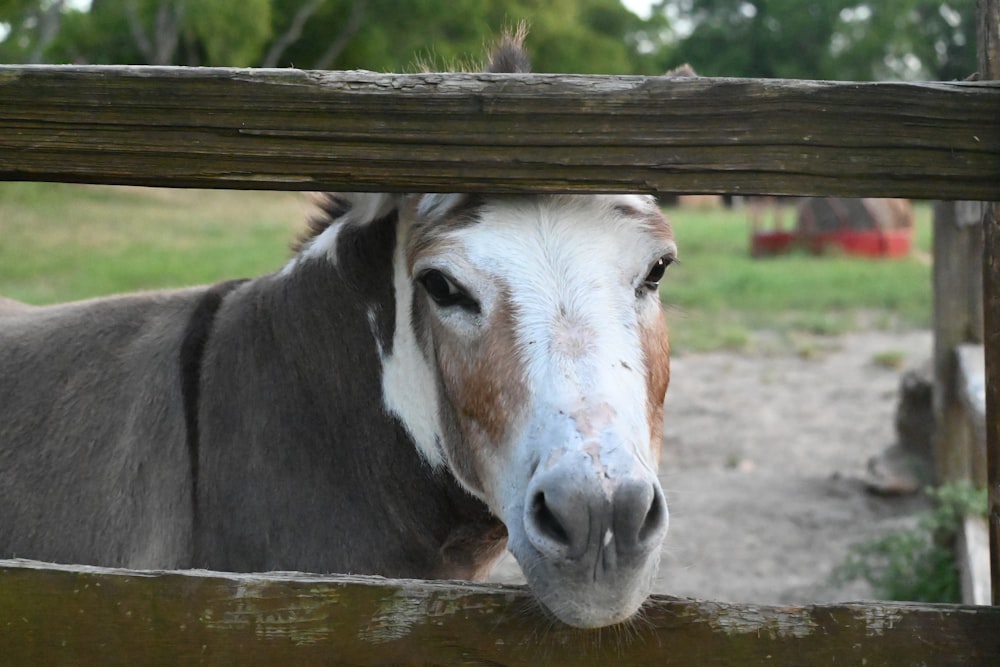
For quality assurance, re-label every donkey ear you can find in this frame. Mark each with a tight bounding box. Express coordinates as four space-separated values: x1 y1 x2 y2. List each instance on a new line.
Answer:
486 23 531 74
412 193 483 221
338 193 402 225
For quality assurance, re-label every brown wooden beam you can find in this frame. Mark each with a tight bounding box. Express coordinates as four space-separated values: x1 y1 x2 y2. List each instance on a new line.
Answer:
1 66 998 199
978 0 1000 606
1 559 998 666
933 202 984 484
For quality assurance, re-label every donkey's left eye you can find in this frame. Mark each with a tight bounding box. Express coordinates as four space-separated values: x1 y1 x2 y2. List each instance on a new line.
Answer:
418 269 481 314
643 255 674 289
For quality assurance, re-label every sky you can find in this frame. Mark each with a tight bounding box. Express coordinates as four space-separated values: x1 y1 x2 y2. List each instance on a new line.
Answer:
622 0 656 18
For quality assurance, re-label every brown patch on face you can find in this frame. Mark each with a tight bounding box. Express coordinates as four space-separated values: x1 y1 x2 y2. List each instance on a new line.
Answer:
434 290 529 492
614 198 675 247
442 292 527 442
640 309 670 464
642 208 676 249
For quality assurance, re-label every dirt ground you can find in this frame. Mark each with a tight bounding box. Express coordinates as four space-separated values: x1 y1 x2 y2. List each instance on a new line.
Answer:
489 329 933 605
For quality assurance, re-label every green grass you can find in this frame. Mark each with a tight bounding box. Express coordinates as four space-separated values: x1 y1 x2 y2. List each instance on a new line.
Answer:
831 482 988 603
662 204 932 352
0 184 933 353
0 182 306 304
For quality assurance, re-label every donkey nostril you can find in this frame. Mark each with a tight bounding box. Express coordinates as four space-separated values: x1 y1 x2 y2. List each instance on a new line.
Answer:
531 491 570 546
613 481 667 552
638 487 667 544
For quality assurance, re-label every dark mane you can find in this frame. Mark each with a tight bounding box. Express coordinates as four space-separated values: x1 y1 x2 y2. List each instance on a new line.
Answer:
291 193 351 253
486 25 531 74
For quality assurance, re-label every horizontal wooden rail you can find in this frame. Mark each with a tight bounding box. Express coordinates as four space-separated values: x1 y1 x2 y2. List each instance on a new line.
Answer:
1 66 998 199
1 559 998 665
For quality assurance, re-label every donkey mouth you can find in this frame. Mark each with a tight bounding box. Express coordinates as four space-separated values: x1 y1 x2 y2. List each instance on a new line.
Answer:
511 538 664 628
504 462 669 628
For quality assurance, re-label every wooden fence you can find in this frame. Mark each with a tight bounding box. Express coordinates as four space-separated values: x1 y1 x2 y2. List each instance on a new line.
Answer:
1 65 996 199
2 2 999 663
1 559 998 666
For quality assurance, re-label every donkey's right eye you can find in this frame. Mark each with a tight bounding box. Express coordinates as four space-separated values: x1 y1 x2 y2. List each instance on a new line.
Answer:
418 270 481 314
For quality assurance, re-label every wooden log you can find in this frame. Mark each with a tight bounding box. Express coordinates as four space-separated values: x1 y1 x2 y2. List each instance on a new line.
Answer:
0 66 998 199
987 205 1000 607
933 204 984 483
1 559 999 666
977 0 1000 607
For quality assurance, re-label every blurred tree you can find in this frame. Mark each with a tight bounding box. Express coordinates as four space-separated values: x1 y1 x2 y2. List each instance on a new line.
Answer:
831 1 977 80
2 0 672 73
261 0 328 67
653 0 977 80
654 0 852 78
269 0 673 73
0 0 65 63
5 0 273 65
0 0 977 78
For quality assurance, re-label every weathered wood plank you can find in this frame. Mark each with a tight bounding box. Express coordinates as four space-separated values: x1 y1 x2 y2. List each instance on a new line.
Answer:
954 342 991 605
933 204 984 483
957 342 988 476
959 514 993 605
978 0 1000 606
1 66 998 199
1 559 998 665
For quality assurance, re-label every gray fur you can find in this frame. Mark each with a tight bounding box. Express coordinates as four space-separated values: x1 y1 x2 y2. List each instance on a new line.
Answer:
0 211 499 577
0 35 530 577
0 296 31 316
0 289 202 567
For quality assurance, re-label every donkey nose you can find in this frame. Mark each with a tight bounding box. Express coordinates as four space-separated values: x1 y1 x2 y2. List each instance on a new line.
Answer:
613 478 668 555
526 472 668 560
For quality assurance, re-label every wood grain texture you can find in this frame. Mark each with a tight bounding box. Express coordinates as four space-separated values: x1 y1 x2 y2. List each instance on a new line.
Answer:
1 559 999 666
977 0 1000 606
933 202 984 484
1 66 998 199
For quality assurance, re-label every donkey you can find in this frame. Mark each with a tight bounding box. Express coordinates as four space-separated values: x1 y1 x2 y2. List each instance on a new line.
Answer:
0 38 676 629
0 296 31 315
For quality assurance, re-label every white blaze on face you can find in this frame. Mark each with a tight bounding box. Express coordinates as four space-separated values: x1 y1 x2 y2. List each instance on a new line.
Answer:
375 193 674 515
376 214 447 469
374 192 674 626
446 194 674 503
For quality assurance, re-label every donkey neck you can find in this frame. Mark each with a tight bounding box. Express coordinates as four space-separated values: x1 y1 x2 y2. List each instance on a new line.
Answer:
196 212 505 578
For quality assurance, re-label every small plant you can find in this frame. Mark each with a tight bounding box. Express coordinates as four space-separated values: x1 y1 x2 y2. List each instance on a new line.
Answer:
831 482 988 603
871 350 906 370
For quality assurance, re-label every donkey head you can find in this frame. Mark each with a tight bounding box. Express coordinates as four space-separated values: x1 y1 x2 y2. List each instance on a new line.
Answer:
295 190 674 627
395 193 675 627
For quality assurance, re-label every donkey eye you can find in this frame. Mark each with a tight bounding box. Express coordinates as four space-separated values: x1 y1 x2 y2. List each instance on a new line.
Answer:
418 269 481 314
643 255 674 289
419 269 456 300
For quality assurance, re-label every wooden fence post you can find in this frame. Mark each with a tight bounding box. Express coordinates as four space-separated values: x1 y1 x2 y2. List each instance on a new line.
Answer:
933 201 984 484
976 0 1000 605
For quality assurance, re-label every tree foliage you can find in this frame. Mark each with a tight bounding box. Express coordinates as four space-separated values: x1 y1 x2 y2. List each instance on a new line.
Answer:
656 0 977 80
833 1 977 81
0 0 671 73
0 0 980 80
